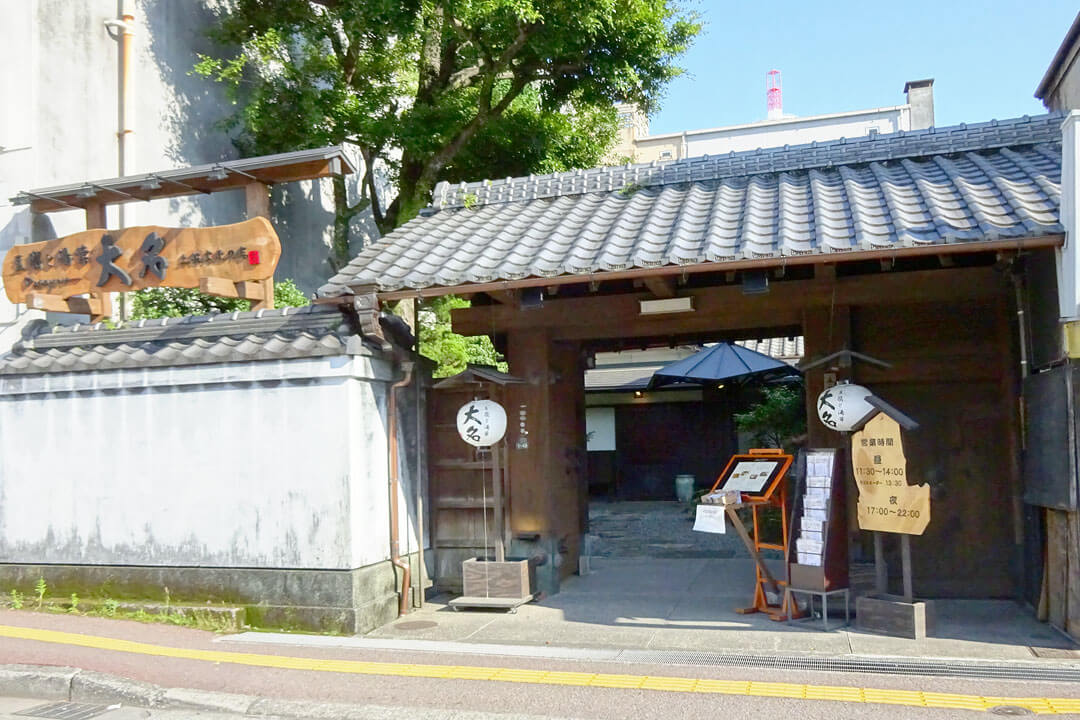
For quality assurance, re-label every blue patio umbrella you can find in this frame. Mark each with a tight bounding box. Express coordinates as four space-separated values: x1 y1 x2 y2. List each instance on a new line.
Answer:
647 342 800 390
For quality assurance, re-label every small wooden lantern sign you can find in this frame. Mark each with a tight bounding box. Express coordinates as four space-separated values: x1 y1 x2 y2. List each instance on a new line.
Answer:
2 217 280 316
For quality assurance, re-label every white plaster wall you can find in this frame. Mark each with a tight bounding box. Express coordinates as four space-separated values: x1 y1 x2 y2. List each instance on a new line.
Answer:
0 354 426 570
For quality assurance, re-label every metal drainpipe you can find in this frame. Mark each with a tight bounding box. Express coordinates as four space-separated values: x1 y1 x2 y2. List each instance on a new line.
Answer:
388 361 415 616
105 10 135 319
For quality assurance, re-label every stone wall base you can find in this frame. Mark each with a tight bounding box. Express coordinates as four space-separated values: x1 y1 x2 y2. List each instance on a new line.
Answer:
0 559 408 635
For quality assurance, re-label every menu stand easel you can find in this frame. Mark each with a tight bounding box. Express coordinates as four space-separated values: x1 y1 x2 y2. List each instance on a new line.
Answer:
703 448 803 621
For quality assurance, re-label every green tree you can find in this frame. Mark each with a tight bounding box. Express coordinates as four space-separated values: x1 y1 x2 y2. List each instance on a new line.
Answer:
417 296 505 377
195 0 700 261
734 385 807 451
194 0 698 376
130 278 310 320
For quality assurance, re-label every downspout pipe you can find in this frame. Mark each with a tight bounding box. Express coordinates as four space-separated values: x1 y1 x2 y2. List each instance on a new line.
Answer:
388 361 415 616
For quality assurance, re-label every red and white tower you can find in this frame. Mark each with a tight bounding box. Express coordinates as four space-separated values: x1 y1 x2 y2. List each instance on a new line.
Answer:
767 69 783 120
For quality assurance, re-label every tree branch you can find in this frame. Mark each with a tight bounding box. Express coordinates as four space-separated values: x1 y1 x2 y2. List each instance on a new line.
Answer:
418 74 529 191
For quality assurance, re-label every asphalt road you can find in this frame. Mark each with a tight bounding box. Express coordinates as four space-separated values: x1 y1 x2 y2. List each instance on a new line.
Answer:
1 610 1079 719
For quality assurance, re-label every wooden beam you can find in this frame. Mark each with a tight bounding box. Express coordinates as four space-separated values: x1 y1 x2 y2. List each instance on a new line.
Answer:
84 201 106 230
244 181 273 311
487 289 518 305
452 266 1006 340
815 263 836 282
642 275 676 298
235 281 267 301
199 277 266 300
26 293 103 316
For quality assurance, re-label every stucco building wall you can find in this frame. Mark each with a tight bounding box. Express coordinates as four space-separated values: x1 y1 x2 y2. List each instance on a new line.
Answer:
0 350 427 632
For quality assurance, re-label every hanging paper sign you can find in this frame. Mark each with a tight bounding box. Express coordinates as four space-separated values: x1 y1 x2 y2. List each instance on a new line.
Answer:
693 504 727 534
456 400 507 447
851 413 930 535
817 382 875 432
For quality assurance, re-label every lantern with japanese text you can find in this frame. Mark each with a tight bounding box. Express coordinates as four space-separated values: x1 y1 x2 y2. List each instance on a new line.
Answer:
456 400 507 447
816 382 875 432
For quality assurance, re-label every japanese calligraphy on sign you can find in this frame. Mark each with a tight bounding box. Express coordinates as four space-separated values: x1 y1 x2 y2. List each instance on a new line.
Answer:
851 413 930 535
2 217 280 304
455 400 508 448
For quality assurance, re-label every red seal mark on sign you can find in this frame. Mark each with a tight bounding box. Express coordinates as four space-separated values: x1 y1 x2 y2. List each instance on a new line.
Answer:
247 250 260 265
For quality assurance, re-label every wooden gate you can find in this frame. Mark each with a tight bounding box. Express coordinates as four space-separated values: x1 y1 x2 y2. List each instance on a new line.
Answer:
427 368 520 592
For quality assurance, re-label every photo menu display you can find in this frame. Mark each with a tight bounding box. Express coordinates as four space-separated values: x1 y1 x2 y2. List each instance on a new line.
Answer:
722 460 782 494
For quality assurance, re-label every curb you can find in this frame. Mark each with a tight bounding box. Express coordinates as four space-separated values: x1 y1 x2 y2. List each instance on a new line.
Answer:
0 664 574 720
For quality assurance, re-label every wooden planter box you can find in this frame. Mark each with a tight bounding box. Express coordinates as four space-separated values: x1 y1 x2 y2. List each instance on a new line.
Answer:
461 557 532 600
856 593 935 639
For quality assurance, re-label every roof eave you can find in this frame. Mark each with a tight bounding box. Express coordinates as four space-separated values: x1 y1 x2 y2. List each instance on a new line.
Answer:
13 146 358 214
331 233 1065 302
1036 12 1080 101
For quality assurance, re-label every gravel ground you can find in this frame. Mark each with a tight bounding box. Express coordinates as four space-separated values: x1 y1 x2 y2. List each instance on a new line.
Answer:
586 501 750 559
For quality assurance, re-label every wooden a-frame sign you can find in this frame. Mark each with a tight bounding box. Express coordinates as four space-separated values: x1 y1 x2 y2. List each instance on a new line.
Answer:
2 217 280 317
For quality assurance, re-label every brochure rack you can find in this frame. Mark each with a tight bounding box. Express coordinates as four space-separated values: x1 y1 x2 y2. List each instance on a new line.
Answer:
787 448 848 593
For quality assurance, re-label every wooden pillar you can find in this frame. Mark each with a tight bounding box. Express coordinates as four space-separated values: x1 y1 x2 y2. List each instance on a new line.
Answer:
505 328 553 539
84 201 111 322
803 299 858 566
505 328 582 595
244 182 274 310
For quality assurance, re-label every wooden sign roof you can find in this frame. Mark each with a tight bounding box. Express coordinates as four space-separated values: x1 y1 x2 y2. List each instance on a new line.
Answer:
11 146 355 214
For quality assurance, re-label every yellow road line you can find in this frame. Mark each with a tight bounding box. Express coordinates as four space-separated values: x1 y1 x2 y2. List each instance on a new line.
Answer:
1 624 1077 714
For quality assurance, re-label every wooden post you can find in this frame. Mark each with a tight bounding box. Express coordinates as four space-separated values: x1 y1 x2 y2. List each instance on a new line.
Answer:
492 440 506 563
84 201 110 323
244 182 274 311
901 534 914 602
874 531 888 595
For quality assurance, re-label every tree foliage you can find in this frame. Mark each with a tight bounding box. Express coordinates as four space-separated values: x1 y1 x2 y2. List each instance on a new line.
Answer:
130 278 310 320
734 385 807 451
194 0 698 376
195 0 700 254
417 296 505 377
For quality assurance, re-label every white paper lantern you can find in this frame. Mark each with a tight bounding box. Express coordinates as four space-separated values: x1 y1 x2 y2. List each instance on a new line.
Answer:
456 399 508 447
816 382 875 432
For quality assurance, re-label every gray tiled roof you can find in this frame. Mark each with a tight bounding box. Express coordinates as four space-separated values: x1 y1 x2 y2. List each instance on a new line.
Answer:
735 336 804 360
321 114 1064 296
585 338 804 391
0 305 359 375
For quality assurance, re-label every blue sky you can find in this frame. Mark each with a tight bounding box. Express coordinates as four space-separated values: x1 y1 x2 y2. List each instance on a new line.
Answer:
650 1 1078 135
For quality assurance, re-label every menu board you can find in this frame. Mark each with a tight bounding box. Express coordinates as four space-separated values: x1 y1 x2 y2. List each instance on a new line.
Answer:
722 460 782 494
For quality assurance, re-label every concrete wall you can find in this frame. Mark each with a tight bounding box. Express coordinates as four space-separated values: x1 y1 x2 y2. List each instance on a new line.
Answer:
0 0 382 338
0 351 428 631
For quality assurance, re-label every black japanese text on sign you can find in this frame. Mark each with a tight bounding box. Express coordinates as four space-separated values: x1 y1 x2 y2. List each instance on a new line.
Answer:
2 218 281 303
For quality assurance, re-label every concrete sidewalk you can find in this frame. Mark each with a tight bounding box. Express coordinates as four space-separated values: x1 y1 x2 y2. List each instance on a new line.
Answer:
347 556 1077 664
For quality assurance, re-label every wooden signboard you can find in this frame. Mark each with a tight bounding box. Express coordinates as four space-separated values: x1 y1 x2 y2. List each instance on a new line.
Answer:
851 413 930 535
2 218 280 311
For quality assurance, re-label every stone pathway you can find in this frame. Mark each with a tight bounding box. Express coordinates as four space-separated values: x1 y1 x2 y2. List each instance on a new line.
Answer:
586 501 748 559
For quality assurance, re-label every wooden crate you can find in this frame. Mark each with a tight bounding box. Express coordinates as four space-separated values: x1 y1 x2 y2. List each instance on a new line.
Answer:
462 557 532 600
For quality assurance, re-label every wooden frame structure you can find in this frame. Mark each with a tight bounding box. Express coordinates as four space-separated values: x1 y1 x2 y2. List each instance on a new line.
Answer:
13 147 355 322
